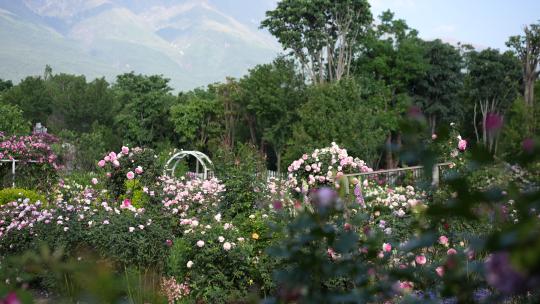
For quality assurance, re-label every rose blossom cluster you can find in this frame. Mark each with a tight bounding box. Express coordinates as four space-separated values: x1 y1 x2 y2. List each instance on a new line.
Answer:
364 185 426 217
159 175 225 217
0 132 60 168
287 142 372 193
160 276 190 304
0 192 149 246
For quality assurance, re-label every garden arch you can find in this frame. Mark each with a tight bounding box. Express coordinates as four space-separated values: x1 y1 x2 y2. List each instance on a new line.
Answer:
164 150 213 179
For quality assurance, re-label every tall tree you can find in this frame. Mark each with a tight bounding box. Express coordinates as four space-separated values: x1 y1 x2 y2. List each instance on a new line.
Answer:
215 78 242 149
353 10 428 168
286 77 395 168
0 79 13 94
170 86 224 152
415 39 463 133
464 48 521 153
2 76 52 125
114 72 175 147
507 22 540 109
0 104 30 135
261 0 372 84
239 56 307 171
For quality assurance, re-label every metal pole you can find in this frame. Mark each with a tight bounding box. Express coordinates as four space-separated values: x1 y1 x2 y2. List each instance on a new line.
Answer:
11 160 15 188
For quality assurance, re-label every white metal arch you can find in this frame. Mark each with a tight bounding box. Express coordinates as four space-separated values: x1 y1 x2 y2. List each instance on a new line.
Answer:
164 150 213 179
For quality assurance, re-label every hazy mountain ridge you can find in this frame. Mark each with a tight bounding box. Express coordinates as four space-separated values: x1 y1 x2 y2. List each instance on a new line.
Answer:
0 0 279 90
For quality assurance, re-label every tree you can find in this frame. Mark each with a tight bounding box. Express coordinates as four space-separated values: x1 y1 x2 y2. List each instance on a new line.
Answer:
0 103 30 135
238 56 307 171
261 0 372 84
506 22 540 110
353 10 428 168
415 39 463 133
285 77 394 168
464 48 521 153
170 87 223 152
47 75 116 133
0 79 13 94
2 76 52 125
114 72 175 147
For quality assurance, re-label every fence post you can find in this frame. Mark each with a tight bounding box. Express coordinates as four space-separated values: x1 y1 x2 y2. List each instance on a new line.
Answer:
11 160 16 188
432 165 439 187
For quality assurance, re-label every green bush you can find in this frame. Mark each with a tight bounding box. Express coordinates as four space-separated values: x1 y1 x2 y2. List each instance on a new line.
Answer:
0 188 46 206
213 143 267 218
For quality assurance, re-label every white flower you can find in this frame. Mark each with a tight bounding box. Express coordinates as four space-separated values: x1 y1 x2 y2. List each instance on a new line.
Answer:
187 261 194 268
64 227 69 232
223 242 232 251
224 223 231 230
129 227 135 232
237 237 245 242
218 236 225 243
103 220 110 225
138 225 145 230
249 214 255 219
196 240 205 247
214 213 222 222
191 220 199 227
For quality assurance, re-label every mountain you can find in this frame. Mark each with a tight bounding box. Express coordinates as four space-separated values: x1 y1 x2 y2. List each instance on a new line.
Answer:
0 0 279 91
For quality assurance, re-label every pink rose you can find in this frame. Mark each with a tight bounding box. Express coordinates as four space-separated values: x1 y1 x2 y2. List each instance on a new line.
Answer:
447 248 457 255
121 199 131 208
439 235 449 246
432 134 437 140
135 166 143 174
112 160 120 167
121 146 129 155
415 255 427 265
104 156 110 162
126 171 135 180
436 266 445 277
109 152 117 160
91 178 98 185
382 243 392 253
458 139 467 151
98 160 106 167
196 240 205 248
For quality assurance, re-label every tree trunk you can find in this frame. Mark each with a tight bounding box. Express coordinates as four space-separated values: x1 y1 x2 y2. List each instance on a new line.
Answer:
385 133 394 169
275 149 282 174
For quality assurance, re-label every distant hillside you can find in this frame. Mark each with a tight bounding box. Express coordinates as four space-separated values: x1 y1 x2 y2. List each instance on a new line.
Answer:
0 0 279 90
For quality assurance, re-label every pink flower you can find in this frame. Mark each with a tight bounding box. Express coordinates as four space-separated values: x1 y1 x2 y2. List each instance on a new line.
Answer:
121 146 129 155
458 139 467 151
432 134 437 140
98 160 106 167
399 280 414 291
91 178 98 185
104 156 110 162
196 240 205 248
109 151 117 161
223 242 232 251
436 266 445 277
415 255 427 265
382 243 392 253
126 171 135 180
135 166 143 174
112 160 120 167
522 138 534 153
439 235 449 246
447 248 457 255
121 199 131 208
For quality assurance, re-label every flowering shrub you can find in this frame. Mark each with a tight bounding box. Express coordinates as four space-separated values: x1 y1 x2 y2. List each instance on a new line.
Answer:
0 132 60 190
159 174 225 218
97 146 161 199
0 190 174 266
287 142 372 194
167 213 273 303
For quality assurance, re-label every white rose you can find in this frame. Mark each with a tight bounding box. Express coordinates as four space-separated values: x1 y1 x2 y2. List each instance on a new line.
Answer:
223 242 232 251
187 261 194 268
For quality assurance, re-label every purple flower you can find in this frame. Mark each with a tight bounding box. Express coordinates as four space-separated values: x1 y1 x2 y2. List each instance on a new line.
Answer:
485 252 528 295
522 138 534 154
485 112 503 132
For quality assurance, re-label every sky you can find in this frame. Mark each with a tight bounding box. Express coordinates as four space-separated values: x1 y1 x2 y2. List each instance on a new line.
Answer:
367 0 540 50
